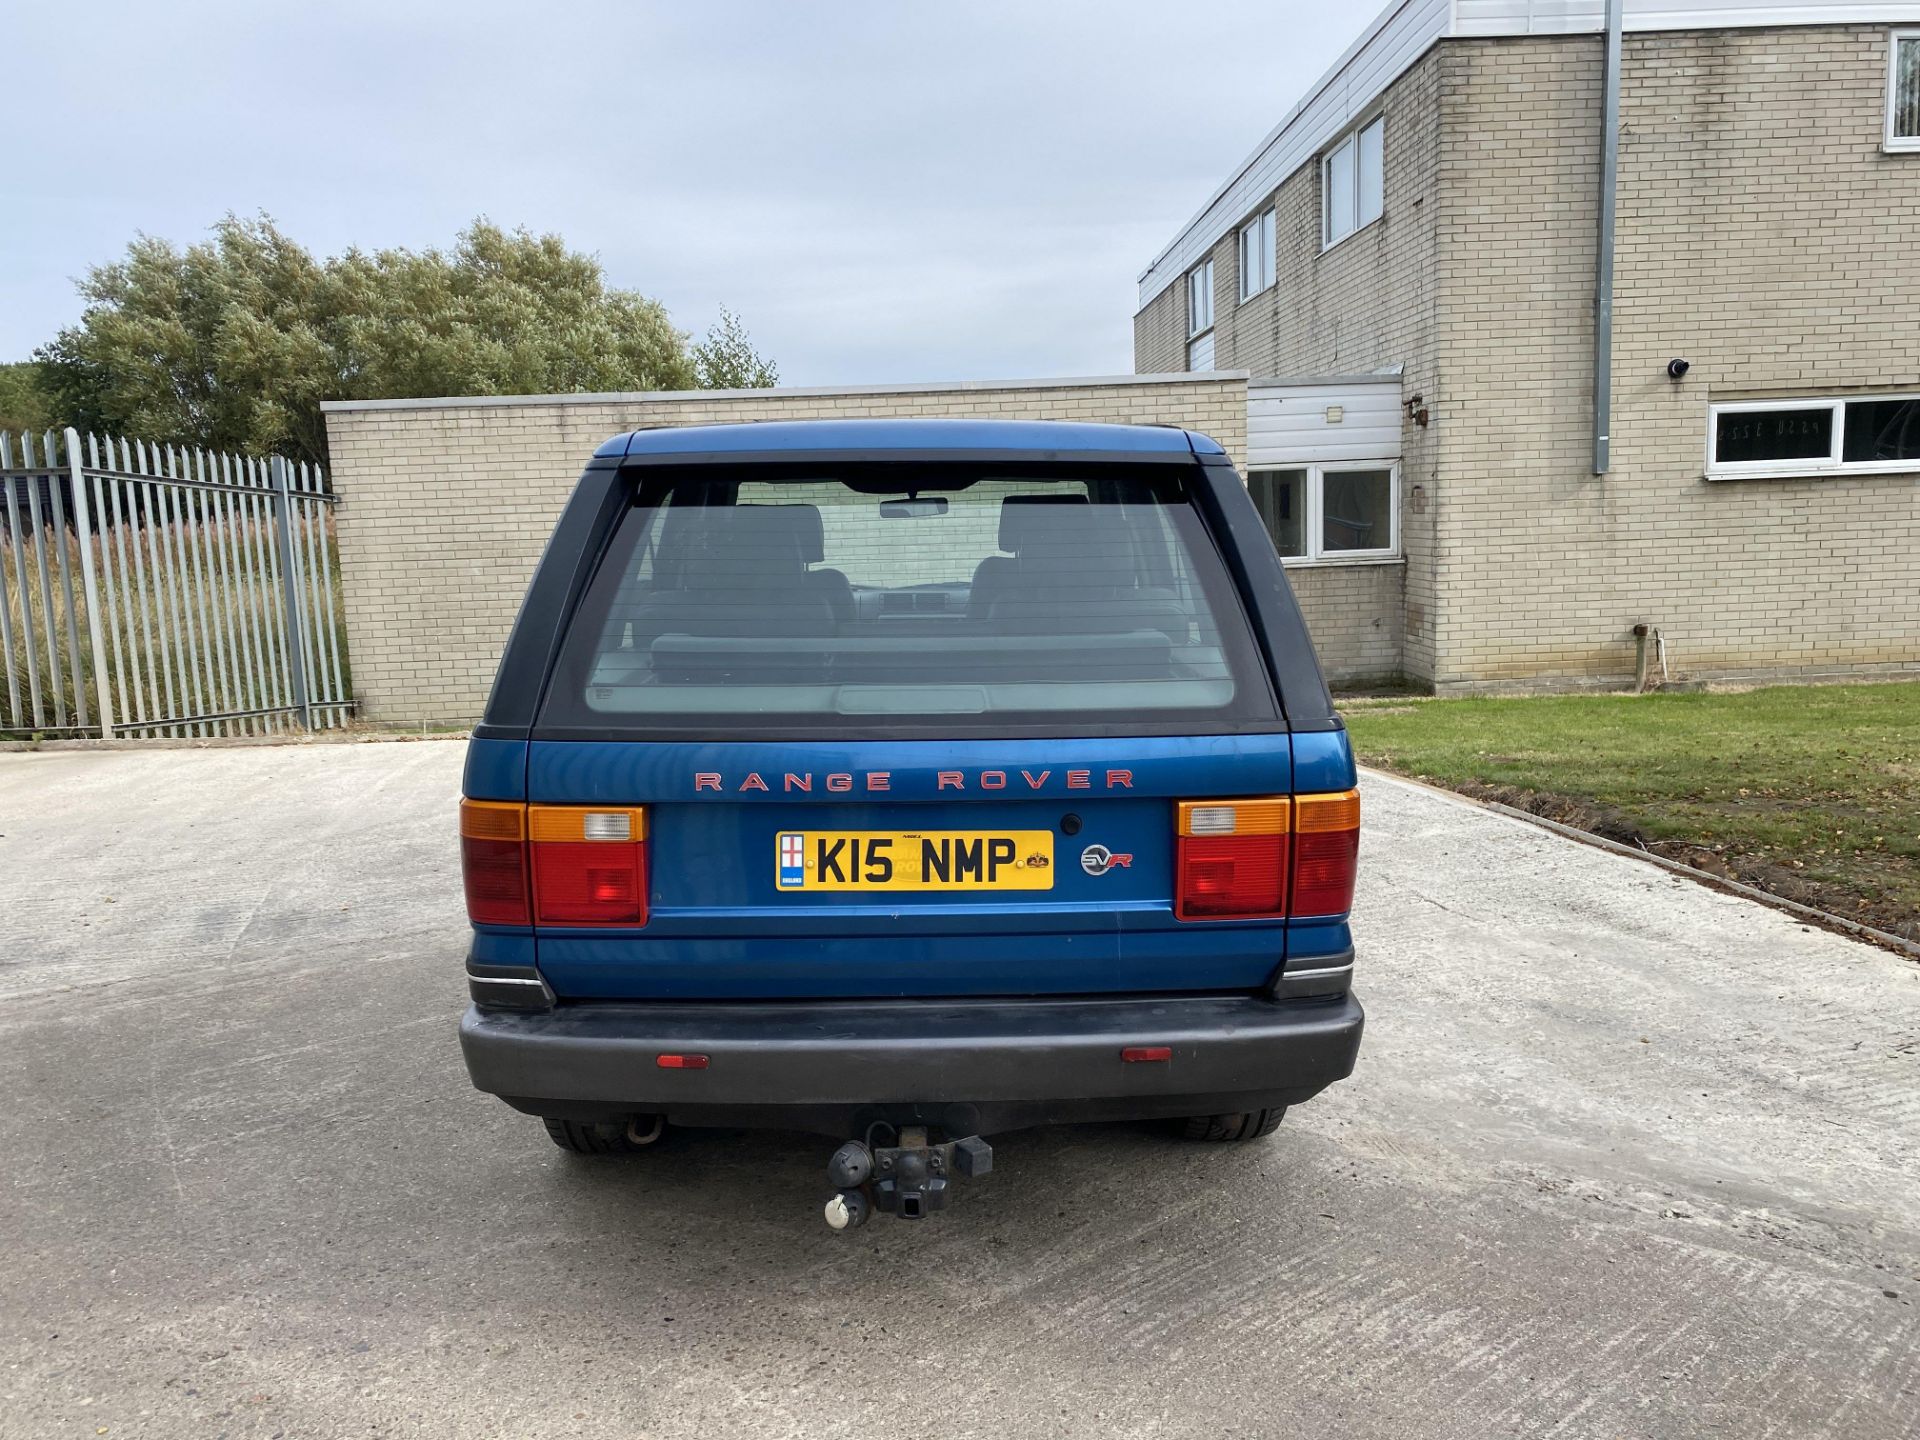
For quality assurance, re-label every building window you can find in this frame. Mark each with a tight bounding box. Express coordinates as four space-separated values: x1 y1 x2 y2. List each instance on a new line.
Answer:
1322 117 1384 248
1707 395 1920 477
1247 464 1398 562
1186 259 1214 338
1891 31 1920 150
1238 210 1275 301
1843 396 1920 461
1249 469 1306 557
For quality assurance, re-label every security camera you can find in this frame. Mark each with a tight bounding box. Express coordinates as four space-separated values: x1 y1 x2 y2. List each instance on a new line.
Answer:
1667 358 1690 380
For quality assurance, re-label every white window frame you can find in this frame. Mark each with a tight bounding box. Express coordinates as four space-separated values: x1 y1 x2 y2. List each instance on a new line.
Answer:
1889 30 1920 152
1322 115 1385 251
1186 330 1215 373
1705 393 1920 479
1186 259 1214 338
1249 462 1401 566
1238 209 1275 302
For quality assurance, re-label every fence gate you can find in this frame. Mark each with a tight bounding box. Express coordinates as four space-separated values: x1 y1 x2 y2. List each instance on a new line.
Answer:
0 427 350 738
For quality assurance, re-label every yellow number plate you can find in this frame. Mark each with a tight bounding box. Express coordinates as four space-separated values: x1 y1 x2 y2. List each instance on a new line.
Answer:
775 830 1055 891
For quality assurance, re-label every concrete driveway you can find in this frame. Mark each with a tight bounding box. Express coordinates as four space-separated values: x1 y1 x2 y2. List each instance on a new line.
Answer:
1 740 1915 1438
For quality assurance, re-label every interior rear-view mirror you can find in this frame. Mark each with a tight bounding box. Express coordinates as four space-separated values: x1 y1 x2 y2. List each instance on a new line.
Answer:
880 497 949 519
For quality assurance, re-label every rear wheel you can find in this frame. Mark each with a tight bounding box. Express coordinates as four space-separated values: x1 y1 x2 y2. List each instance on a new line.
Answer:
1181 1107 1285 1143
541 1115 664 1155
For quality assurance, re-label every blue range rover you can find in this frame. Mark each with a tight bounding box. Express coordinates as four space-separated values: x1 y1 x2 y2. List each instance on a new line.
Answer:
458 418 1363 1226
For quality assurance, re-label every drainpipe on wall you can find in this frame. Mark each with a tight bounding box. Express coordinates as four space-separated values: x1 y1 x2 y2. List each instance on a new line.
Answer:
1593 0 1623 475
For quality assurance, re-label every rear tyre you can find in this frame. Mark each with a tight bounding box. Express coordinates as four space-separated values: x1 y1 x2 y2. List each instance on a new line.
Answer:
541 1116 663 1156
1180 1107 1285 1143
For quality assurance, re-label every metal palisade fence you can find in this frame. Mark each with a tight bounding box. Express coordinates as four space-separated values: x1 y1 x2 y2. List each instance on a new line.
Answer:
0 428 350 738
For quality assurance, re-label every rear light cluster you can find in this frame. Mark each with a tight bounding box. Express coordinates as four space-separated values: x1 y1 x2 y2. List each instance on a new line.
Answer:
1290 789 1362 917
1174 790 1359 921
460 801 649 928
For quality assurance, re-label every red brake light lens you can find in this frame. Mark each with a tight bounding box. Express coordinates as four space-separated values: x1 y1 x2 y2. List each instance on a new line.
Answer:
532 841 648 925
1172 791 1360 920
528 806 649 927
458 802 650 929
1176 833 1288 918
1290 790 1361 917
1175 798 1289 920
461 801 529 926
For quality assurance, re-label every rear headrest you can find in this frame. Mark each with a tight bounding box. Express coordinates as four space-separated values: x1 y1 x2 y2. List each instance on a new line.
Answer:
688 503 819 575
745 503 824 563
997 492 1088 552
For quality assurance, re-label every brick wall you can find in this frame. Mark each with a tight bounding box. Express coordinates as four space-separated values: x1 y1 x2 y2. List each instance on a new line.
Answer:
1290 564 1406 688
1133 287 1188 374
323 377 1247 725
1432 26 1920 691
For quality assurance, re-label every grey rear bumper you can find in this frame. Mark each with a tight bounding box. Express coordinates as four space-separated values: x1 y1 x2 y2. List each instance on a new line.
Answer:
461 991 1363 1137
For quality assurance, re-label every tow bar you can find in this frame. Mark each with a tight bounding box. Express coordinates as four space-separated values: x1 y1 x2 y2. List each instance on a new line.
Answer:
822 1126 993 1229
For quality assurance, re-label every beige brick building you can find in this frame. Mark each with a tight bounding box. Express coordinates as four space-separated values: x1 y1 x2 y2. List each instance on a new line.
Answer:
322 376 1245 726
1135 0 1920 692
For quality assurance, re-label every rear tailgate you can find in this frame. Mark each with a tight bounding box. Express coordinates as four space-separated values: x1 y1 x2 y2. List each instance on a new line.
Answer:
528 734 1293 999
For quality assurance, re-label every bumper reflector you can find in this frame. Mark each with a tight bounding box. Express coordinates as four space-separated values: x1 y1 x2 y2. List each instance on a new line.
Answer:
1121 1046 1173 1063
656 1053 710 1070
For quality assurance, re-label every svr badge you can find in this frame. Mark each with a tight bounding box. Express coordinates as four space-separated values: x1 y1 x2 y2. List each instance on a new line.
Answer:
1080 844 1133 877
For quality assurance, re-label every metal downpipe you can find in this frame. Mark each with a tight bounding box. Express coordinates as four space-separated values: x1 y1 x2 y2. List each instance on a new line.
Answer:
1593 0 1624 475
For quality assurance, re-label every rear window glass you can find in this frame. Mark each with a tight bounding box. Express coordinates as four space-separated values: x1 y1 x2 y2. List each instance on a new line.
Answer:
538 462 1276 737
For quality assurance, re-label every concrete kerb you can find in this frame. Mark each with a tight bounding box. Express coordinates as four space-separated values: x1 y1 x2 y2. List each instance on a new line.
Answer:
1361 766 1920 964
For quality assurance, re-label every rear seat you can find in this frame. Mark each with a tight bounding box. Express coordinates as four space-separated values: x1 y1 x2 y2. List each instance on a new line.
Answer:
633 505 838 642
975 495 1187 641
772 503 856 627
967 494 1087 621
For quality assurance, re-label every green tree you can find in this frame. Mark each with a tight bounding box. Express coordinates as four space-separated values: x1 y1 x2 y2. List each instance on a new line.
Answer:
37 215 767 466
692 306 779 390
0 361 55 437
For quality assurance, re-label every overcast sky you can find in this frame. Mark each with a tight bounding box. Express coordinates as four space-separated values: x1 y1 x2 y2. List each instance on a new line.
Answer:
6 1 1360 386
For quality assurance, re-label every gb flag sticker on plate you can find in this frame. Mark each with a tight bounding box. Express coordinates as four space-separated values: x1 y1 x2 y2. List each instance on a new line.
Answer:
775 830 1054 892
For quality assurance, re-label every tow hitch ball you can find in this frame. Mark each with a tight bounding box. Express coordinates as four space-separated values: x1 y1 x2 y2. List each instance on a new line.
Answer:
823 1127 992 1229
